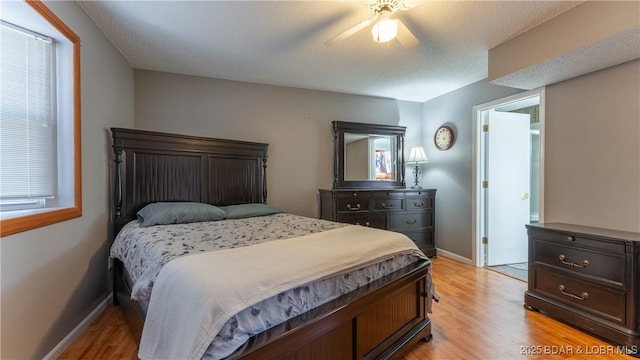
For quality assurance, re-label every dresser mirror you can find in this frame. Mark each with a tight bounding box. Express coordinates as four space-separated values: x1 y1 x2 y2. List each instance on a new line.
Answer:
332 121 406 189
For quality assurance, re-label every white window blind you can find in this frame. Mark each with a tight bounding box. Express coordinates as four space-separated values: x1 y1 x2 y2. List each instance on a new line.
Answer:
1 21 56 202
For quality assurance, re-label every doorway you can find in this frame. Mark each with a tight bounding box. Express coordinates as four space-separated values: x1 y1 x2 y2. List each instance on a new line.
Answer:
472 89 545 278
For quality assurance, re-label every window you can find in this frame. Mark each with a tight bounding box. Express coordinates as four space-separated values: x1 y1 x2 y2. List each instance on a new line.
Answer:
0 1 81 236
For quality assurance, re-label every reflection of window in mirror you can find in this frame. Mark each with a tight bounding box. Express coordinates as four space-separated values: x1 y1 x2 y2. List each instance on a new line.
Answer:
374 137 394 180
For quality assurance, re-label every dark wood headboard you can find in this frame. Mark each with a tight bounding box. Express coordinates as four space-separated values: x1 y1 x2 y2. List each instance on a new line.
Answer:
111 128 268 234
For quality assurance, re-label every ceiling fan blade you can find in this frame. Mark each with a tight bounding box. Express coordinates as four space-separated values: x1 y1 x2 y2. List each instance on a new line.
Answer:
396 20 419 49
324 16 378 46
398 1 422 11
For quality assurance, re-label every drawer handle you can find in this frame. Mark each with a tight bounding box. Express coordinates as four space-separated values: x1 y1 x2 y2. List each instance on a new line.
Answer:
414 201 425 208
381 203 393 209
567 236 575 242
406 219 417 225
558 254 589 268
346 203 361 211
558 285 589 301
355 221 371 227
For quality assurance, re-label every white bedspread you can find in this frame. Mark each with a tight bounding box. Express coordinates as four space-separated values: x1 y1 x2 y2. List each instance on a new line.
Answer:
138 225 426 360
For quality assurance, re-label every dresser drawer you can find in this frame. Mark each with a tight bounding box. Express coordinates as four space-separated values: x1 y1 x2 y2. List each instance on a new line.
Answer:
534 240 626 286
532 229 627 254
532 267 626 324
336 198 370 213
406 197 433 211
389 213 431 230
373 190 405 198
405 190 433 198
374 198 403 211
399 230 434 254
336 214 385 229
335 191 373 199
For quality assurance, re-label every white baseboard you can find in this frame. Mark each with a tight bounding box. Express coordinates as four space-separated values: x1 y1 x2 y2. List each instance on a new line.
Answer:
435 248 475 266
43 294 112 360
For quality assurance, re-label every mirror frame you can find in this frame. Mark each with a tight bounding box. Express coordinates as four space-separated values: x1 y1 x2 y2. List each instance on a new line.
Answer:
332 121 406 189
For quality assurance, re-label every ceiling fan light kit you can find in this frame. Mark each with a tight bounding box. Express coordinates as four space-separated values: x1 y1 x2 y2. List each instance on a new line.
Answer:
325 0 419 48
371 16 397 43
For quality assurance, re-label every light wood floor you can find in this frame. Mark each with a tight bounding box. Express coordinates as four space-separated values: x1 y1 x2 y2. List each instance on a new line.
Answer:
59 256 633 359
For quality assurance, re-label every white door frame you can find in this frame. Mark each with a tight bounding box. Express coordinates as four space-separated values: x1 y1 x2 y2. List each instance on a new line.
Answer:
471 88 546 267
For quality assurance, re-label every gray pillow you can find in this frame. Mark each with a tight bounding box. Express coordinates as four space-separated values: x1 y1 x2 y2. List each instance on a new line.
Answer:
220 203 282 219
137 202 227 227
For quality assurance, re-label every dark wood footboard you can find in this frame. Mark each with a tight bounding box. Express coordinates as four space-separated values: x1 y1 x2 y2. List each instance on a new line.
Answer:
114 258 432 359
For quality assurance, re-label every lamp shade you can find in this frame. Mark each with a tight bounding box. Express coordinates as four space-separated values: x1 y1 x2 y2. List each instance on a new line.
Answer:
407 146 429 164
371 16 398 43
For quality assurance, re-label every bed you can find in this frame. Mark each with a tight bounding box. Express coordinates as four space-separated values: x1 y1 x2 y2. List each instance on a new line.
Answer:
109 127 435 359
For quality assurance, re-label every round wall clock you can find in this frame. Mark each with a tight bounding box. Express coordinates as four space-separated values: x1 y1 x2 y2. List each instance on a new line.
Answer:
434 125 454 150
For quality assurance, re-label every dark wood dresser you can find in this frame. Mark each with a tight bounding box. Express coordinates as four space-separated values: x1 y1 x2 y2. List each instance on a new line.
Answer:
525 223 640 353
319 189 437 257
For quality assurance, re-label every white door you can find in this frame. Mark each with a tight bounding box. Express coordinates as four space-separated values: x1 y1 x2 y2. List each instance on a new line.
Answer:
486 110 531 266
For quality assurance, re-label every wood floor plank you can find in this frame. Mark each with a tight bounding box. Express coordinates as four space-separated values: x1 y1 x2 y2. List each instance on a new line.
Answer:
58 302 138 360
59 256 635 359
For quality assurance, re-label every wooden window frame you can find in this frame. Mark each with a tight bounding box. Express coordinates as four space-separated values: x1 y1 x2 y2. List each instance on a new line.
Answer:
1 0 82 237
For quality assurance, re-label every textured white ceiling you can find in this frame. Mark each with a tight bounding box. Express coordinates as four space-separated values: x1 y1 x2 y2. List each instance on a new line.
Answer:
77 1 585 102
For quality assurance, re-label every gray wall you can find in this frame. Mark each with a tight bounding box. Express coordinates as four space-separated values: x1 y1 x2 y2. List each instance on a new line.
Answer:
421 80 523 259
545 60 640 232
0 1 135 359
134 70 424 218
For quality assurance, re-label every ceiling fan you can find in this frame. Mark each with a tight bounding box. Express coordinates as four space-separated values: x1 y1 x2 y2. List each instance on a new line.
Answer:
324 0 419 48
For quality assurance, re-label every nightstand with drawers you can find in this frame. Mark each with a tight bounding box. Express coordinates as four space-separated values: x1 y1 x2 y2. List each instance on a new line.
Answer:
319 189 436 257
525 223 640 352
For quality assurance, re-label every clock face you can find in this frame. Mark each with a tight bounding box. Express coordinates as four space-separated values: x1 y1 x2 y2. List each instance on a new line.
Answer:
434 126 454 150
